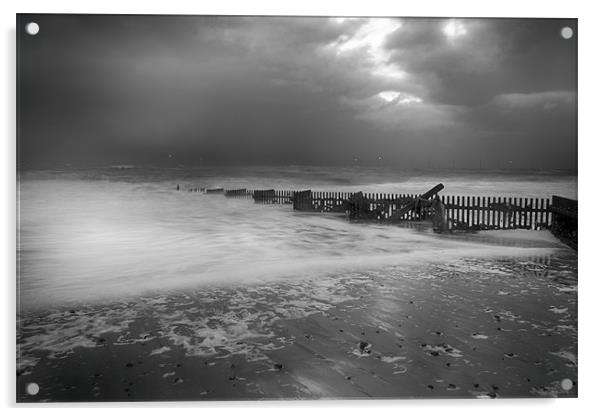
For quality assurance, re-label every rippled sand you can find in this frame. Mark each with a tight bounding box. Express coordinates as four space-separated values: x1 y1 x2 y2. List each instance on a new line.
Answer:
17 250 577 401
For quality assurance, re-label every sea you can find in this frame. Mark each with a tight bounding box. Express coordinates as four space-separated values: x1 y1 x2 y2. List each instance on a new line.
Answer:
17 165 577 311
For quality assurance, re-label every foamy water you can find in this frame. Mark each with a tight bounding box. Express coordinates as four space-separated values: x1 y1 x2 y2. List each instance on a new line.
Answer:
17 167 575 310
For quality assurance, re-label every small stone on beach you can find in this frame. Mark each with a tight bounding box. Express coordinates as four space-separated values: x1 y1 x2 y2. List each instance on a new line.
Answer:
358 341 370 353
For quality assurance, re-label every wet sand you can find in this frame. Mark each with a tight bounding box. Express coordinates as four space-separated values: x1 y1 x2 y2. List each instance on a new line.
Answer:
17 250 577 401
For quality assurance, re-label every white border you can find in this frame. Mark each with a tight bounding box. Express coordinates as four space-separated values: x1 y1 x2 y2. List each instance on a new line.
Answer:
2 1 600 415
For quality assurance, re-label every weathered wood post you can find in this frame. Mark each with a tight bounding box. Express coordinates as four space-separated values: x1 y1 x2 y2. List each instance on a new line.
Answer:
346 191 370 219
293 190 312 210
549 195 578 249
431 194 448 233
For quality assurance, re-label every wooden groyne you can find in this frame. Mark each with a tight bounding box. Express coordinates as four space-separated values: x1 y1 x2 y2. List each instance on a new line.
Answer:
205 188 224 194
290 191 554 230
549 195 578 249
224 188 249 198
180 184 577 247
252 190 294 204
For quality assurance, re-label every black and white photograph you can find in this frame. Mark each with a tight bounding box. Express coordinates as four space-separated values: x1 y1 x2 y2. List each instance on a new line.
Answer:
16 13 577 402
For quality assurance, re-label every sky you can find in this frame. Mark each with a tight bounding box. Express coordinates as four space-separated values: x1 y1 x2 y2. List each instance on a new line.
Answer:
18 15 577 170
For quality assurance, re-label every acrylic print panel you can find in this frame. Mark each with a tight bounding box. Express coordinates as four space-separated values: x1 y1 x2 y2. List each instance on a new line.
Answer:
16 14 577 402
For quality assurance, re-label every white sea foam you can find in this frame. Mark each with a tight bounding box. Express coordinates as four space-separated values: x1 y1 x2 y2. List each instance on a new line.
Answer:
149 346 171 356
18 170 569 310
380 355 405 363
549 306 569 314
550 350 577 365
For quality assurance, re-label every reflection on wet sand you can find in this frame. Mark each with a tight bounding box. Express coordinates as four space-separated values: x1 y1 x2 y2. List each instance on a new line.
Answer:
17 249 577 401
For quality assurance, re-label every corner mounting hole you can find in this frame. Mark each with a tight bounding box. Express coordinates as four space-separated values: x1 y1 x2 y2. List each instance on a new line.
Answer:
561 26 573 39
26 382 39 395
25 22 39 36
561 378 573 391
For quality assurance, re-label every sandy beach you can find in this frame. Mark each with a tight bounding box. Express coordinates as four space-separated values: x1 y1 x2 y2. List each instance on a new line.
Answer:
16 13 579 405
17 241 577 401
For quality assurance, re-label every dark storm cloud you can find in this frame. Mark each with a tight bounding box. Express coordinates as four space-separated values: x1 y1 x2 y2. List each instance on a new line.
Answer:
386 18 576 106
17 15 576 170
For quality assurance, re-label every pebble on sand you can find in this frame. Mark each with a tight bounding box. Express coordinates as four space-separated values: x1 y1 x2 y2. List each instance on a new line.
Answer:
358 341 371 354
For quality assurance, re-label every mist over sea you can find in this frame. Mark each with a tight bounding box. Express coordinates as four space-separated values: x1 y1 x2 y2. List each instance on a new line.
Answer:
17 166 577 310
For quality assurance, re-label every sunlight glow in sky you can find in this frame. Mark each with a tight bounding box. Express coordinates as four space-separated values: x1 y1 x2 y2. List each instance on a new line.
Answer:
330 18 405 79
378 91 423 104
443 19 467 40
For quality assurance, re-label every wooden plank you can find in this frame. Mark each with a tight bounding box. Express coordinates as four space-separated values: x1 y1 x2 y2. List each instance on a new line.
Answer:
446 195 451 227
455 195 460 225
471 196 476 227
479 196 485 227
480 196 484 227
500 197 508 230
507 197 511 228
441 195 449 228
497 196 501 228
475 196 480 228
386 193 390 219
470 196 476 227
456 195 460 227
442 195 447 227
487 197 491 228
480 196 485 227
527 198 533 230
490 197 495 228
518 197 525 229
448 195 453 230
456 195 462 224
451 195 456 228
497 197 502 228
543 198 548 226
505 197 509 228
510 197 514 228
512 197 520 229
491 196 500 229
461 196 470 226
471 196 475 227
